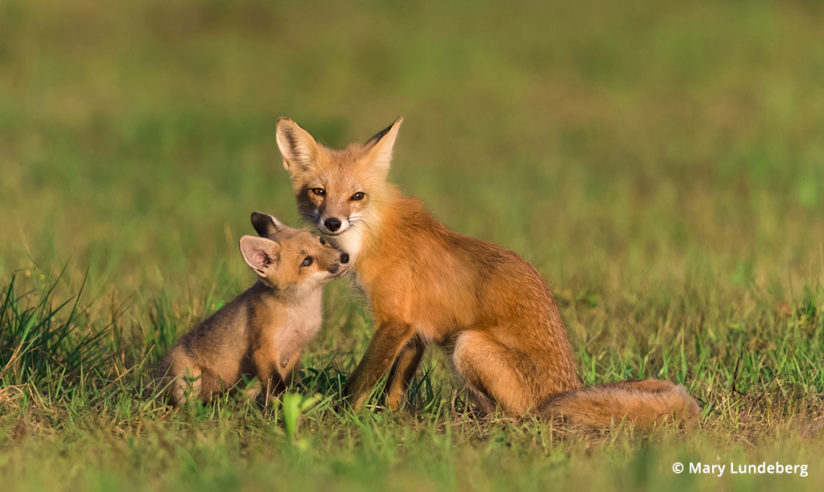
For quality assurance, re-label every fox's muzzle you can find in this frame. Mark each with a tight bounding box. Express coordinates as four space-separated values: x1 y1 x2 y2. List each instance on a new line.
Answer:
324 217 341 232
326 252 350 275
318 215 350 235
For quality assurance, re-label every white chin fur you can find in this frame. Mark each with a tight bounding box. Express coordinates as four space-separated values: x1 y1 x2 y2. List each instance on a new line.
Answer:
330 225 363 260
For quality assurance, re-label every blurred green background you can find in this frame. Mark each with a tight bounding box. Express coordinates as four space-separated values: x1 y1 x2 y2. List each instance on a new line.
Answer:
1 1 823 490
2 0 822 299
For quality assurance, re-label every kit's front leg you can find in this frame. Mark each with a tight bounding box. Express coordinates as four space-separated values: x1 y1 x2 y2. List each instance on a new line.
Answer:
252 349 284 406
280 350 303 390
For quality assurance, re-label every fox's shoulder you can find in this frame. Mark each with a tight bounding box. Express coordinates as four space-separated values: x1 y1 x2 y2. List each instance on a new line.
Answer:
380 195 449 234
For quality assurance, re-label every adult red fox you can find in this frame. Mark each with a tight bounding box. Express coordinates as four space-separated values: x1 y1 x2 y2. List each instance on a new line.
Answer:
275 117 699 426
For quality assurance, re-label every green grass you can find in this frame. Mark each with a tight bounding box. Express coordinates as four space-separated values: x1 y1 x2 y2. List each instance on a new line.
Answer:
2 0 824 490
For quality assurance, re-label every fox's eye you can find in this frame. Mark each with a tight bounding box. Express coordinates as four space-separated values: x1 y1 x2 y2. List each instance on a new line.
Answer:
301 256 314 267
310 188 325 197
350 192 365 201
319 237 327 246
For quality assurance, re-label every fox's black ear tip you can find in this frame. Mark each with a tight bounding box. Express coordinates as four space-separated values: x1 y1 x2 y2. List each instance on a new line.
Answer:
251 212 283 237
250 211 265 224
250 212 272 232
366 118 404 146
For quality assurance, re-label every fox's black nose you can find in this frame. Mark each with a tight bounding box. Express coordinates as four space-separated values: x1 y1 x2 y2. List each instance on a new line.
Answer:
340 253 349 264
324 217 341 232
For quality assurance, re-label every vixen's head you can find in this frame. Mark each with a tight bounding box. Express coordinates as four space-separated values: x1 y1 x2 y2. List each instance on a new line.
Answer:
275 117 402 237
239 212 350 295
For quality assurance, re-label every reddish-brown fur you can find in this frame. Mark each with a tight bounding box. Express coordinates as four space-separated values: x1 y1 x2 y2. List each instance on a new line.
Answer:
276 117 700 426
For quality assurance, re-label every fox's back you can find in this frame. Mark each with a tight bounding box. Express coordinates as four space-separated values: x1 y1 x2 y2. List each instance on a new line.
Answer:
160 290 254 380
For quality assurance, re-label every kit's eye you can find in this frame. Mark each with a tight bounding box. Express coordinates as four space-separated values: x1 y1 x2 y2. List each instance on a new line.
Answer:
301 256 314 267
319 237 327 246
310 188 325 196
350 192 365 201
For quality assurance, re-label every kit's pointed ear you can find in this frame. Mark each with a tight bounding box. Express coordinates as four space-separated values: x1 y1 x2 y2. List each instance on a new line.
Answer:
239 235 281 278
250 211 285 238
276 117 320 174
363 117 403 173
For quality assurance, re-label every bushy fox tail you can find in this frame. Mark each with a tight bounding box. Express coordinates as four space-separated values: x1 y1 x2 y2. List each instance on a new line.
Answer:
541 378 700 428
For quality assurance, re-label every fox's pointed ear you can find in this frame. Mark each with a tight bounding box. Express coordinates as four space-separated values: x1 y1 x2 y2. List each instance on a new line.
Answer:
250 211 285 238
364 117 403 172
239 235 281 278
276 117 320 174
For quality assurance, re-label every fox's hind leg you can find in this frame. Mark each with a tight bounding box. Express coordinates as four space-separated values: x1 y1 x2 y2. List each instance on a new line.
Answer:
158 351 202 407
163 360 202 408
451 330 537 416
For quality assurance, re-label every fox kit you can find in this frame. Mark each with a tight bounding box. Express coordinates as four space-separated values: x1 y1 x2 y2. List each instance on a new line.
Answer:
157 212 350 407
275 117 700 427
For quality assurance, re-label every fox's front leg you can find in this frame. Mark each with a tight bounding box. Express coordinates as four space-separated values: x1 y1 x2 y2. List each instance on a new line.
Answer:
279 350 303 389
252 349 284 406
345 322 415 411
385 336 425 410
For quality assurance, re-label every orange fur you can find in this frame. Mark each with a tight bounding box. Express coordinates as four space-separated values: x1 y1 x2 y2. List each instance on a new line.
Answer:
543 379 700 427
276 117 700 426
